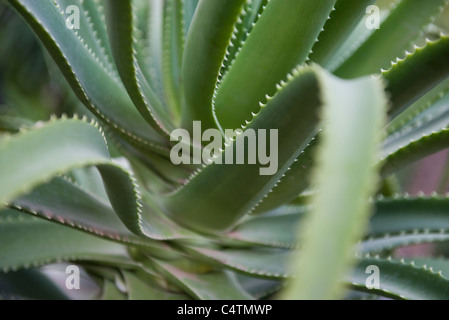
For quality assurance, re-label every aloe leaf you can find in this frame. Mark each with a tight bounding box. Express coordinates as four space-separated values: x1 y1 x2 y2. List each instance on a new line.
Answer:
383 86 449 155
182 0 246 130
350 257 449 300
0 118 106 205
162 66 386 233
371 196 449 236
10 177 163 248
386 76 449 135
402 258 449 280
138 192 203 241
214 0 337 130
283 72 386 299
231 194 449 252
380 127 449 177
309 0 376 68
0 118 145 241
336 0 449 78
123 271 189 300
0 268 69 300
361 233 449 254
360 195 449 253
383 35 449 117
183 0 199 37
101 279 128 300
0 211 130 272
70 166 109 202
104 0 173 135
251 138 317 213
56 0 114 74
8 0 168 153
226 207 305 249
145 0 165 104
161 66 321 232
183 246 292 279
161 0 184 118
79 0 114 64
236 275 281 299
152 260 253 300
219 0 268 78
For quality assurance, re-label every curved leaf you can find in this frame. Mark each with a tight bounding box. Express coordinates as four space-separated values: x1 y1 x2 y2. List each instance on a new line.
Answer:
161 66 322 232
8 0 169 154
283 71 386 299
104 0 173 135
380 127 449 177
336 0 449 78
350 257 449 300
183 246 292 280
0 211 129 272
151 259 253 300
0 118 143 240
309 0 376 68
214 0 336 130
182 0 246 130
383 35 449 117
162 66 386 234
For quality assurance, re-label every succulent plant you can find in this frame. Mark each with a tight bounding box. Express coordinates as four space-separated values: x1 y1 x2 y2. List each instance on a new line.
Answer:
1 0 449 300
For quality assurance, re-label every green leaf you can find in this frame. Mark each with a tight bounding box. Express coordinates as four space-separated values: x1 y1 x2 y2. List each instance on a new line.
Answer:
161 66 321 232
360 195 449 253
383 35 449 117
402 258 449 280
79 0 114 64
8 0 169 154
123 271 189 300
181 0 246 130
283 72 387 299
183 0 199 38
101 279 128 300
183 246 292 279
309 0 376 68
251 138 317 213
385 76 449 136
371 196 449 236
361 233 449 254
226 206 304 249
161 0 184 118
219 0 268 78
380 127 449 177
0 118 143 240
0 268 69 300
350 257 449 300
10 177 163 248
137 192 203 241
214 0 337 130
152 260 253 300
383 85 449 156
236 275 281 299
336 0 449 78
162 66 386 233
0 211 130 272
104 0 174 135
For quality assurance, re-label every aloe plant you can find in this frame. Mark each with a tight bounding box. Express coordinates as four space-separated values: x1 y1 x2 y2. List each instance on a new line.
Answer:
1 0 449 300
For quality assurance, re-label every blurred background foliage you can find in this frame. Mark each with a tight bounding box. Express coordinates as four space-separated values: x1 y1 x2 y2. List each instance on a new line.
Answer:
0 0 80 129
